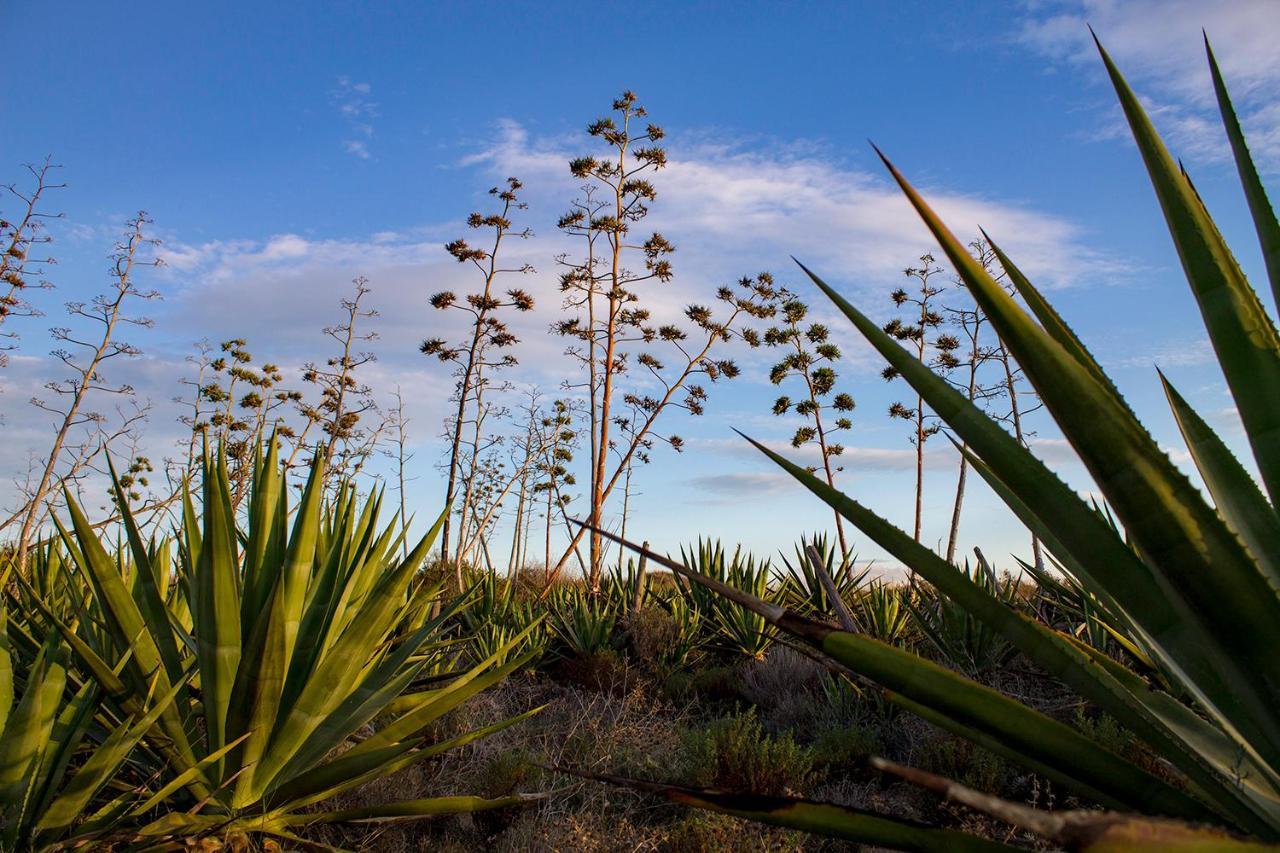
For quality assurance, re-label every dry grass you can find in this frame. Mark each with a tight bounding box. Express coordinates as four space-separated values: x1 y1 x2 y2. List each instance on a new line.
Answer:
298 632 1098 851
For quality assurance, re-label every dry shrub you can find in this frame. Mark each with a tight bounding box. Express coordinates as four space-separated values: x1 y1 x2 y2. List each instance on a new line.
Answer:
625 604 678 665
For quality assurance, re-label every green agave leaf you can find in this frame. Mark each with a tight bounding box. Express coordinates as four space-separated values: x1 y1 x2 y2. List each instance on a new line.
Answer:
1160 372 1280 588
128 733 250 818
751 434 1279 833
1205 36 1280 314
57 497 171 701
345 636 540 759
1096 35 1280 505
792 259 1267 761
859 147 1280 771
0 641 65 847
870 755 1280 853
24 680 99 837
278 470 353 718
981 233 1126 408
266 594 472 790
107 456 186 690
559 768 1014 852
290 793 546 826
817 628 1205 821
254 510 448 788
226 571 290 808
35 673 189 837
242 434 285 633
278 706 543 811
0 598 11 739
885 692 1134 811
193 446 243 771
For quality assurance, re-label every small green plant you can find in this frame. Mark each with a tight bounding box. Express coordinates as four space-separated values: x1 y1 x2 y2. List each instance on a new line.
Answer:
681 709 816 797
549 585 619 658
908 561 1017 676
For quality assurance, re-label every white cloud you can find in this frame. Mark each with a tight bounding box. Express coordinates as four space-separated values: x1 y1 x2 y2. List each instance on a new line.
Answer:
332 76 378 160
1017 0 1280 170
695 435 957 472
688 471 794 495
343 140 371 160
464 121 1129 293
1110 336 1214 369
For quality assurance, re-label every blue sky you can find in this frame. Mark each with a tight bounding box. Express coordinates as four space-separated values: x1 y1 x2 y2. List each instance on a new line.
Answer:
3 0 1278 573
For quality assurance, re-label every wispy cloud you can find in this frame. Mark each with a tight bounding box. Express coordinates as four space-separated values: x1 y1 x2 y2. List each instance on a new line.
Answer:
1016 0 1280 171
687 471 794 496
463 121 1131 292
331 76 378 160
1110 336 1214 369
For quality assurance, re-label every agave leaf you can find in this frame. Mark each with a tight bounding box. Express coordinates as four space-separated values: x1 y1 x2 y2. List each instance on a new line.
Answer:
871 755 1277 852
1205 36 1280 313
226 571 290 807
57 496 171 701
981 232 1126 407
242 434 285 631
345 637 541 759
793 259 1271 760
278 474 356 718
267 594 473 788
192 446 243 769
278 706 543 811
1159 373 1280 588
1096 35 1280 505
558 767 1014 852
818 627 1207 821
254 513 446 787
859 146 1280 769
107 456 187 689
753 433 1279 832
0 641 65 848
35 673 189 837
24 680 99 834
291 793 547 826
129 733 251 818
0 598 11 738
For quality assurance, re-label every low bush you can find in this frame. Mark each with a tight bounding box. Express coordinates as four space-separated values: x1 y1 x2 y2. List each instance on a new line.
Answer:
680 708 816 797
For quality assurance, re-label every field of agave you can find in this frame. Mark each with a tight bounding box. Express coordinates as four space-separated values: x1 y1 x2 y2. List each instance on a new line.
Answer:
4 33 1280 853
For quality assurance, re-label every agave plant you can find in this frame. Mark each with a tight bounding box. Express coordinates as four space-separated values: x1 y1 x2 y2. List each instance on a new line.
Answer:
460 568 548 666
907 560 1018 677
605 557 650 613
776 534 869 618
15 440 542 846
571 36 1280 851
549 584 619 658
850 580 914 648
675 541 776 659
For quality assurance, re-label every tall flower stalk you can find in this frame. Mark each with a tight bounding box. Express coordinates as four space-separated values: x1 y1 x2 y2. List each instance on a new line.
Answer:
422 178 534 579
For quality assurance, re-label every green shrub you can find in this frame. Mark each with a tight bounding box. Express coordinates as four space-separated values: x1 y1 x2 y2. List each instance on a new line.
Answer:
812 723 882 776
681 709 816 797
913 734 1010 797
